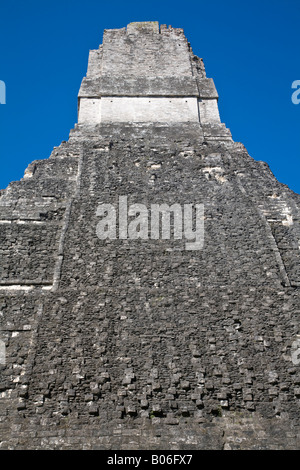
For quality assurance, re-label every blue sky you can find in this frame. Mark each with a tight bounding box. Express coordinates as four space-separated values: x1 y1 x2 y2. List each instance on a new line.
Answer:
0 0 299 193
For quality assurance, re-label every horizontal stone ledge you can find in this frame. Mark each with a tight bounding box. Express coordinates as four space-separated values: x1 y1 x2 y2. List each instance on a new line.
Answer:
0 219 49 225
0 280 53 289
0 279 53 285
1 325 32 332
79 94 201 98
79 76 199 97
290 282 300 287
197 78 219 99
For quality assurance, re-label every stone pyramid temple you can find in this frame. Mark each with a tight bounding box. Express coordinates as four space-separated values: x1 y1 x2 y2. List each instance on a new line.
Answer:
0 21 300 450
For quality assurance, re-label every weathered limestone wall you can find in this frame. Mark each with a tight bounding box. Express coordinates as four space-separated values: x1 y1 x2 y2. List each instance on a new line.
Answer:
78 22 222 126
198 99 221 124
78 98 101 124
101 23 192 80
79 97 200 124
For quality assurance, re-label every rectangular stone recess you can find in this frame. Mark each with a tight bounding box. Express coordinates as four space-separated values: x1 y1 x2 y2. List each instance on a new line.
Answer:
100 97 200 123
79 97 200 124
0 223 60 284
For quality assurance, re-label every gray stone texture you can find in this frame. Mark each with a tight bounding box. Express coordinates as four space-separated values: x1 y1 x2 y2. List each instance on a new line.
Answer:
0 22 300 450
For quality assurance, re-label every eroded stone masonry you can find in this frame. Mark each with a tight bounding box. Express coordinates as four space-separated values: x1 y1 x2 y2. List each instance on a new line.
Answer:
0 22 300 450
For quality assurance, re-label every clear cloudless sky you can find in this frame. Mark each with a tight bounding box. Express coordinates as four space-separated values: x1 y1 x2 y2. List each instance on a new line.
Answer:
0 0 299 193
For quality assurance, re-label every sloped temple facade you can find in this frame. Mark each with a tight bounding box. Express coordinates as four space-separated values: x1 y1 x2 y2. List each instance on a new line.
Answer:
0 22 300 449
